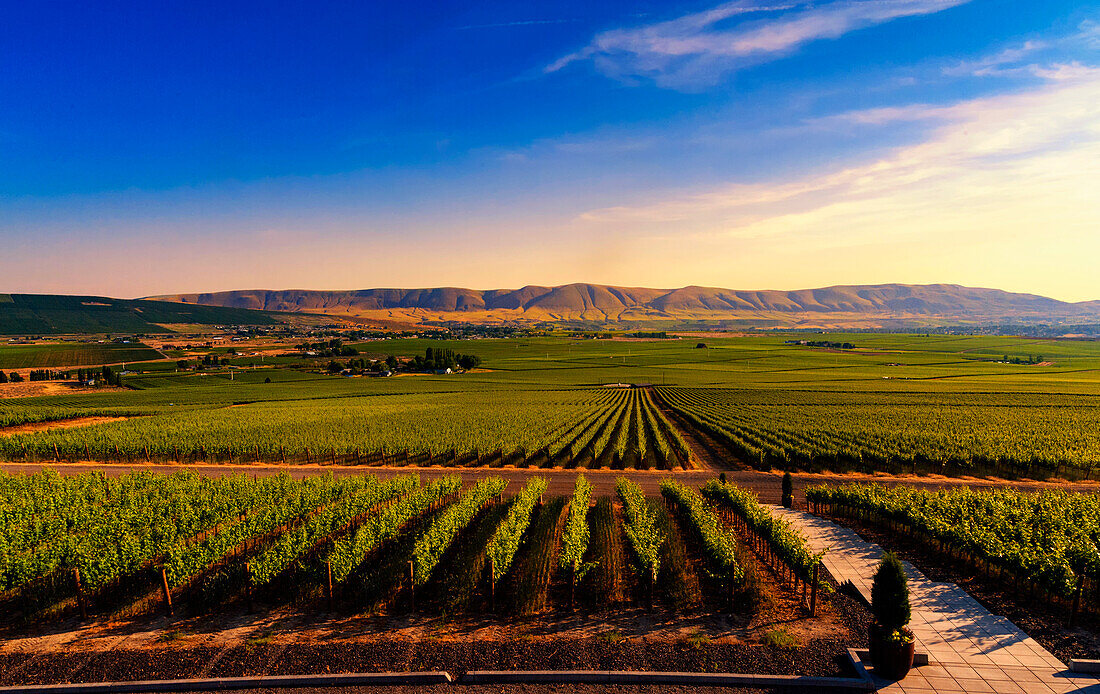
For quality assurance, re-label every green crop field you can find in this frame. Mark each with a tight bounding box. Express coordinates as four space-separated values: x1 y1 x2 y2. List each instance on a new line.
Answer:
0 294 283 335
806 483 1100 612
0 342 163 369
0 470 806 622
3 333 1100 476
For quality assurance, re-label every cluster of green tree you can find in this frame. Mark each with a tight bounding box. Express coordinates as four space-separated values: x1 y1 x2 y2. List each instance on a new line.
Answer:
570 331 615 339
27 369 71 382
407 347 481 372
295 338 360 357
1002 354 1044 364
72 366 123 386
629 331 670 339
325 355 399 374
0 371 22 383
786 340 856 349
435 324 526 338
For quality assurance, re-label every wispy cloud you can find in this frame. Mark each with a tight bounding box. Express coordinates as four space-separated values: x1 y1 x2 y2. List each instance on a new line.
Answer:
1079 19 1100 49
546 0 971 89
942 20 1100 81
942 40 1048 77
578 69 1100 250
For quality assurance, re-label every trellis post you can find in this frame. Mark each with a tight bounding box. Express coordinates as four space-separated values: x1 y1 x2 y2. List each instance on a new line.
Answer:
73 568 87 620
327 561 335 613
810 563 819 616
160 566 173 616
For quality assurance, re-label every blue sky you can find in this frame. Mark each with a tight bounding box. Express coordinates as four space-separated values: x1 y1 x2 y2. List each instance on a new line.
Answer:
2 0 1099 299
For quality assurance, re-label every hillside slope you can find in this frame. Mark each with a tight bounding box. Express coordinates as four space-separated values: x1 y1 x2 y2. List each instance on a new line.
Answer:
0 294 285 335
150 283 1100 327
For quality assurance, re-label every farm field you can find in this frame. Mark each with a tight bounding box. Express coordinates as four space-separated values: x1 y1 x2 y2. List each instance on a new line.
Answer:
0 341 163 369
0 470 826 628
806 484 1100 606
2 333 1100 476
803 482 1100 663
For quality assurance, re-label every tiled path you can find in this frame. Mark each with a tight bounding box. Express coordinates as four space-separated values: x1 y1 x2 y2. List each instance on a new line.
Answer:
771 507 1100 693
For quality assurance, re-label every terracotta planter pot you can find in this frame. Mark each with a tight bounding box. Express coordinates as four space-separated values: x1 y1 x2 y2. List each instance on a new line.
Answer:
875 637 916 680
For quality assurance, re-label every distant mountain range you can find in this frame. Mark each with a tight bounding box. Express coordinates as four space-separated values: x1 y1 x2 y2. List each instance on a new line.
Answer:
150 283 1100 329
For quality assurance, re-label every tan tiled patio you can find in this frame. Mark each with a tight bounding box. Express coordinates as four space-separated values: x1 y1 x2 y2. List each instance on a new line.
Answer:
772 507 1100 693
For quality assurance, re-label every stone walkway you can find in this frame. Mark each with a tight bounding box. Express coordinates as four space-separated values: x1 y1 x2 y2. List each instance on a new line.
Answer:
771 507 1100 693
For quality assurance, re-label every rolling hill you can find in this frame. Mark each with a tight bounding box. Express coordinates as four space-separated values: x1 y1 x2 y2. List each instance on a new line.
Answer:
149 283 1100 329
0 294 288 335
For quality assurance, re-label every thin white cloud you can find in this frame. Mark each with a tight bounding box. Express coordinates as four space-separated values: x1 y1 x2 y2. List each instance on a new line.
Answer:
577 70 1100 250
1079 20 1100 49
942 40 1047 77
547 0 971 89
942 20 1100 80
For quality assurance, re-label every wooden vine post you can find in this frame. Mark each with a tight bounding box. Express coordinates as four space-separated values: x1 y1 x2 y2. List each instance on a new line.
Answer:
408 560 416 612
570 566 576 610
810 563 819 616
1069 575 1083 628
326 561 335 613
160 566 173 616
73 568 87 620
489 555 496 612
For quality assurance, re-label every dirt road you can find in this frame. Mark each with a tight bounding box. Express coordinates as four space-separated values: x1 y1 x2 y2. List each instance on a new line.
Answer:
4 461 1096 503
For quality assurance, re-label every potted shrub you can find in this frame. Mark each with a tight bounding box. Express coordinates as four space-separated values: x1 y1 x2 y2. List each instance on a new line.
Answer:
869 552 915 680
781 472 794 508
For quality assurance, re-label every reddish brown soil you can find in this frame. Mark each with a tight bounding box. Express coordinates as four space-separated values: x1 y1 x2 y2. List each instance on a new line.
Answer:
0 382 127 400
0 416 130 436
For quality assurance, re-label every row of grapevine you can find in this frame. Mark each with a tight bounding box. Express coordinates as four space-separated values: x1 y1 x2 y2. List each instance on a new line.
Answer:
165 474 352 587
5 471 811 620
701 480 823 578
559 474 592 575
806 484 1100 599
659 480 743 585
412 477 507 585
248 475 419 586
4 471 304 593
328 476 461 583
487 477 547 582
656 386 1100 475
2 387 695 470
615 477 664 583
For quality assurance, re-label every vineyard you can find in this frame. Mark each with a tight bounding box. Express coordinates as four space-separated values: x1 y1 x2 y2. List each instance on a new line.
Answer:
656 386 1100 477
806 484 1100 618
0 342 162 370
6 333 1100 478
0 387 696 470
0 470 826 623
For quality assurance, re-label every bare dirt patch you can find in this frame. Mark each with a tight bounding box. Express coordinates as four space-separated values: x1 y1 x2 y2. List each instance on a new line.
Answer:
0 382 127 400
0 597 866 684
0 416 130 437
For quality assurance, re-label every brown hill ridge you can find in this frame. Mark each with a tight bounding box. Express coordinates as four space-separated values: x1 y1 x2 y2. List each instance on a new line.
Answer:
149 283 1100 327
